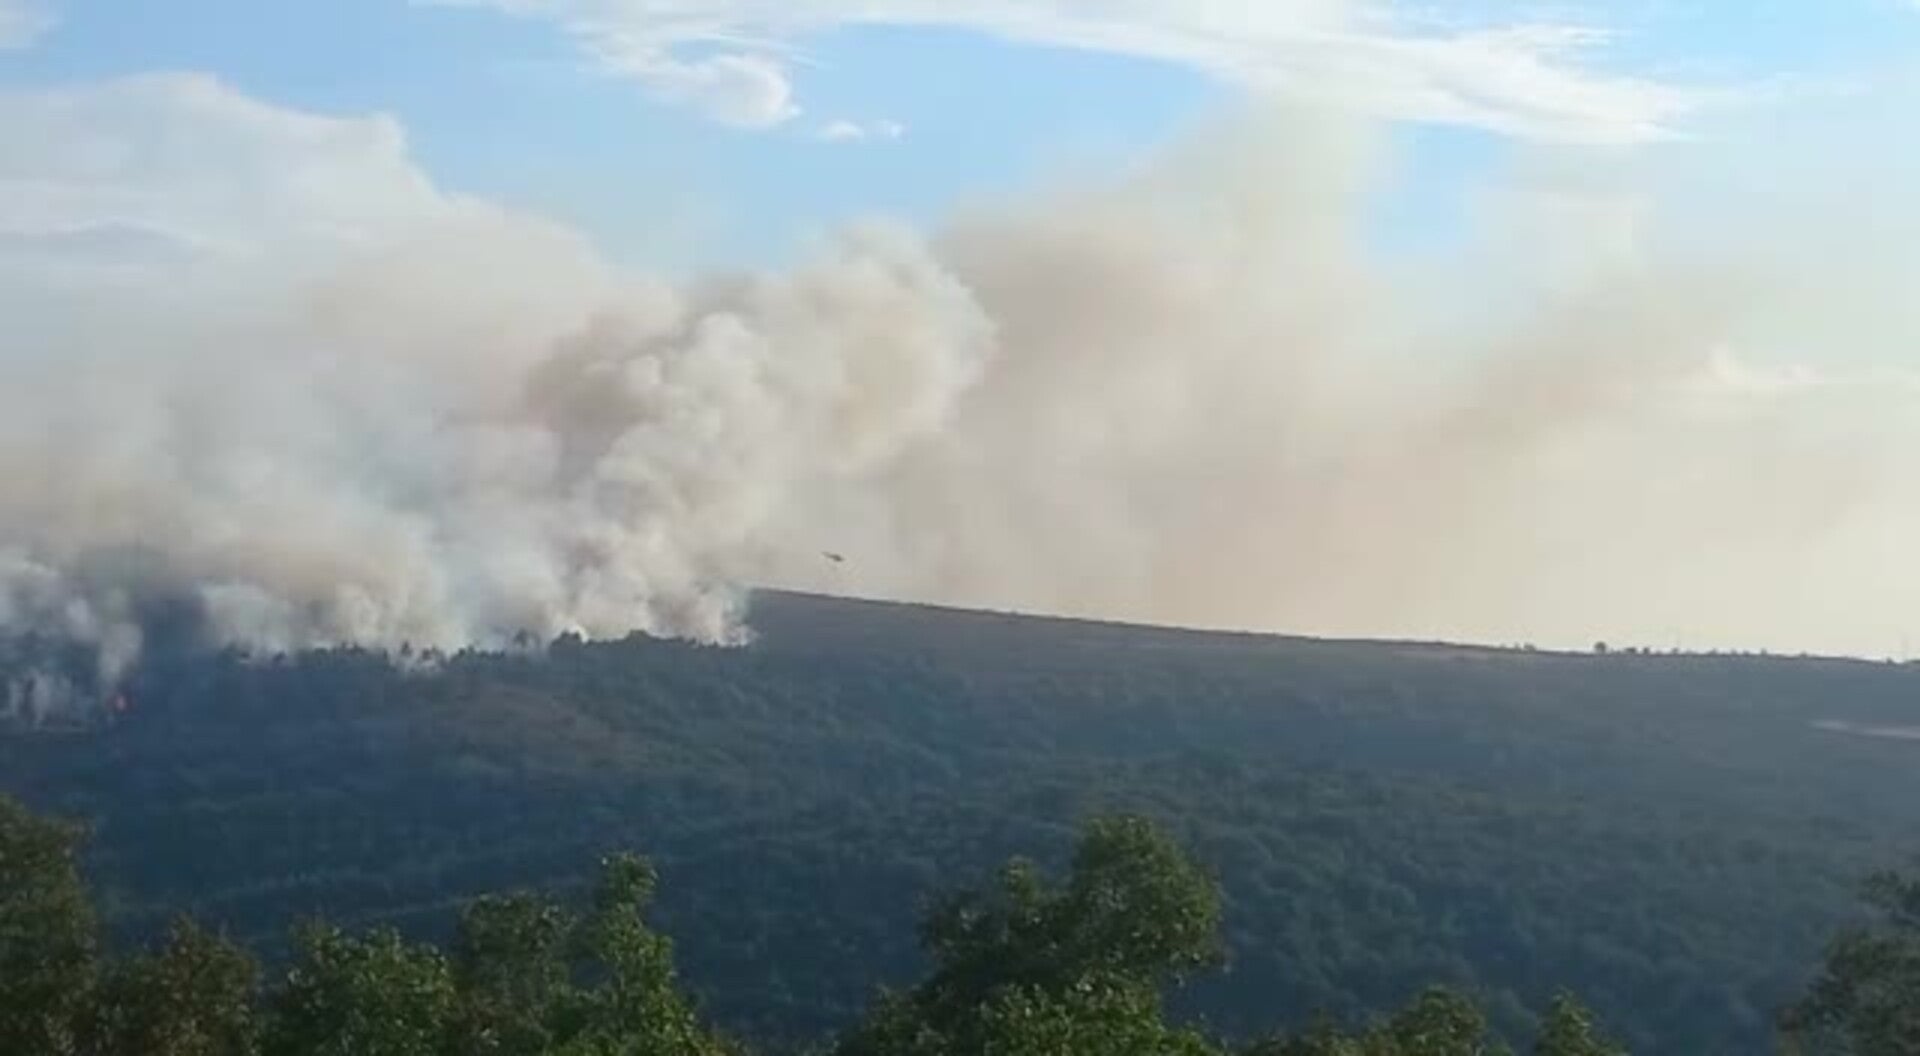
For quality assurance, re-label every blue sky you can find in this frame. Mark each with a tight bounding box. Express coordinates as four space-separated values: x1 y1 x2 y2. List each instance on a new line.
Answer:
2 1 1223 268
5 0 1913 272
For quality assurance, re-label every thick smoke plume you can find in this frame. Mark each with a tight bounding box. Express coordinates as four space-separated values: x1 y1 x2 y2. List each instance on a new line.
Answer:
3 83 1918 719
2 218 992 710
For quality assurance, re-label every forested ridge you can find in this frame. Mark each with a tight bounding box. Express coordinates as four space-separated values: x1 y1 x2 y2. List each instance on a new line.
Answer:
5 591 1920 1053
4 798 1917 1055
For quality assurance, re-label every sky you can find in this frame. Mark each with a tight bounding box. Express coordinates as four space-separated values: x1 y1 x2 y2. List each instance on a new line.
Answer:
3 0 1913 269
2 1 1920 665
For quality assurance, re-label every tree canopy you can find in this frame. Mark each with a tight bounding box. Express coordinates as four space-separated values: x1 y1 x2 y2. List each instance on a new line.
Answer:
0 793 1694 1056
1783 864 1920 1055
0 794 95 1055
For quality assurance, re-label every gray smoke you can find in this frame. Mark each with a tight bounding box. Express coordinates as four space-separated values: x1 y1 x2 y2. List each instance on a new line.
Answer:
2 91 1918 710
773 111 1920 655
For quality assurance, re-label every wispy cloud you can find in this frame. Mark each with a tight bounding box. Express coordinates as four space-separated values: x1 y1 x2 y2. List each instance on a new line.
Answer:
0 74 457 265
584 40 800 126
421 0 1708 144
0 0 54 49
817 118 906 143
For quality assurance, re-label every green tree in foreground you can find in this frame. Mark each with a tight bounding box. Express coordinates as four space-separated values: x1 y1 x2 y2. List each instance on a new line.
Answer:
832 816 1627 1056
0 794 729 1056
0 795 96 1056
265 923 456 1056
448 891 577 1054
84 917 260 1056
553 853 731 1056
2 792 1656 1055
1783 864 1920 1055
266 854 729 1056
834 815 1223 1056
1240 987 1501 1055
1532 992 1627 1056
1242 985 1627 1056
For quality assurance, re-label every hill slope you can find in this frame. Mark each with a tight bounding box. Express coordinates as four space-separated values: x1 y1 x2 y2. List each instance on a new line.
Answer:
4 591 1919 1052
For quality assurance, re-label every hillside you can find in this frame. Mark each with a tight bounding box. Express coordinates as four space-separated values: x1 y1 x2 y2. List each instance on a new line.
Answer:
4 591 1919 1053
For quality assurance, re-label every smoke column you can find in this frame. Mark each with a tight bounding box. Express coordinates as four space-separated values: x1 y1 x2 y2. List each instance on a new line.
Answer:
3 83 1918 718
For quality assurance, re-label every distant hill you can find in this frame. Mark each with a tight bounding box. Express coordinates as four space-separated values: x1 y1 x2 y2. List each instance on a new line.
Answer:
4 590 1919 1053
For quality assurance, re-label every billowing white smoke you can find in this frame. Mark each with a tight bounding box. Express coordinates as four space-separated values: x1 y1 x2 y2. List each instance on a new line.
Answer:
2 76 1918 715
2 217 991 688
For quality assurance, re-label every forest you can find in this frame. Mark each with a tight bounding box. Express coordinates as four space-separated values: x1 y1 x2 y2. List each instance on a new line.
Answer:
5 795 1916 1054
5 591 1920 1053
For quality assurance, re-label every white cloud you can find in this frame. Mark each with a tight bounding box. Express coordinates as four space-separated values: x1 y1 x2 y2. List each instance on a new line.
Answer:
0 0 54 49
422 0 1705 143
0 73 449 257
0 72 609 345
817 119 863 142
585 41 800 126
817 117 906 143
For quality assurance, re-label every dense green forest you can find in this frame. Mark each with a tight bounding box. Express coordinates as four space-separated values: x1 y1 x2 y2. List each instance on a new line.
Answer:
5 592 1920 1053
7 796 1916 1054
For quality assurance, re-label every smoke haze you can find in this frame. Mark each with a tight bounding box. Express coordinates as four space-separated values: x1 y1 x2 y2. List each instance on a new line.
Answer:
3 77 1918 712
